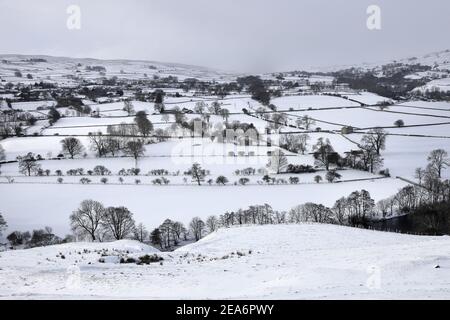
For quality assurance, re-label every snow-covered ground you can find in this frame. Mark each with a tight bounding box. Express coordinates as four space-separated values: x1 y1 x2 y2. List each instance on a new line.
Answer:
413 77 450 93
1 96 449 237
0 178 406 236
1 224 449 299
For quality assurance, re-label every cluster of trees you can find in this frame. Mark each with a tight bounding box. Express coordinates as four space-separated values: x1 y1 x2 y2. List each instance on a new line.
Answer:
88 132 146 162
375 149 450 234
312 138 340 171
334 64 430 99
344 129 386 174
192 101 230 119
149 217 208 249
70 200 138 241
4 226 70 249
0 109 36 137
64 166 112 176
279 133 309 154
210 189 377 229
68 200 210 250
237 76 271 105
285 164 316 174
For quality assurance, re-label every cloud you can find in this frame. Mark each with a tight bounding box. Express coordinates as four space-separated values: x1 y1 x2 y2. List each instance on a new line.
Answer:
0 0 449 72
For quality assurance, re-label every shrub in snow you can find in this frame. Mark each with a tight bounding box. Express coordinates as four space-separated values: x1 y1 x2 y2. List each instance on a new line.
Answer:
235 167 256 176
216 176 229 185
148 169 169 176
57 177 64 184
138 254 163 265
314 175 322 184
325 170 342 183
262 175 275 184
100 178 108 184
286 164 316 174
239 177 250 185
120 257 137 264
80 178 91 184
93 165 111 176
152 178 162 185
289 177 299 184
0 213 8 237
394 119 405 127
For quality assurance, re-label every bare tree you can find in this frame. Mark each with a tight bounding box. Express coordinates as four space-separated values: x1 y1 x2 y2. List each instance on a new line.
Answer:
123 100 135 115
280 133 309 154
194 101 207 114
0 212 7 237
427 149 449 178
0 144 5 161
189 163 206 185
271 113 288 129
313 138 339 171
133 223 149 243
161 113 170 123
189 217 205 241
171 221 187 245
361 128 387 155
332 197 348 225
326 170 342 183
297 115 315 130
70 200 105 241
18 153 41 176
159 219 175 248
102 206 136 240
205 215 219 233
267 149 288 174
89 132 108 158
415 167 426 184
61 137 84 159
150 228 163 248
124 140 145 164
134 111 153 136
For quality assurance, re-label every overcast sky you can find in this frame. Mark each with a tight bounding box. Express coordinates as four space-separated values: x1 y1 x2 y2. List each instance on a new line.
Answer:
0 0 449 72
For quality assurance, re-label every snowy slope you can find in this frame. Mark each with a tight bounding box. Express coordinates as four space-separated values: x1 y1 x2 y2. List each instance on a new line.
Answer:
1 224 449 299
0 54 240 84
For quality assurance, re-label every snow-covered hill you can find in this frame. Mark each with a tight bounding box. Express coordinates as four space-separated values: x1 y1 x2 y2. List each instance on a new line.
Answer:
308 49 450 73
0 54 240 85
1 224 449 299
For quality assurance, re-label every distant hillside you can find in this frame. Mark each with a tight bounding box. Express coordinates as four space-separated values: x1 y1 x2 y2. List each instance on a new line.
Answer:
0 54 240 85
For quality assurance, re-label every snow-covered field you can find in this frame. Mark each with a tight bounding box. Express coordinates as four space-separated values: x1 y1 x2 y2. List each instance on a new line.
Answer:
1 95 449 236
0 178 406 236
1 224 449 299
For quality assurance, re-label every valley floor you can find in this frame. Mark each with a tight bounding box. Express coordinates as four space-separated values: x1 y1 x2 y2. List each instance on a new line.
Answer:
1 224 449 299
